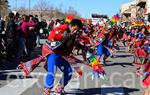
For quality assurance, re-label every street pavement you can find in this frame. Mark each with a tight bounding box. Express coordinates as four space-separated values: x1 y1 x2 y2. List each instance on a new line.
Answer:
0 41 145 95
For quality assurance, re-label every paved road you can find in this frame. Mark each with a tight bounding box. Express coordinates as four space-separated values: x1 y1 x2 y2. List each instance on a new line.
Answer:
0 41 145 95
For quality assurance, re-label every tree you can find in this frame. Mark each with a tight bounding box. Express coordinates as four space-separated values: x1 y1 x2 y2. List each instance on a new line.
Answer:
66 6 80 18
32 1 80 20
0 0 9 17
17 6 28 15
33 1 51 19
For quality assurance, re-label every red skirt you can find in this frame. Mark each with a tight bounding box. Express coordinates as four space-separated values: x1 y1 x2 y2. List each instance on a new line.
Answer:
143 75 150 87
143 67 150 87
133 48 148 66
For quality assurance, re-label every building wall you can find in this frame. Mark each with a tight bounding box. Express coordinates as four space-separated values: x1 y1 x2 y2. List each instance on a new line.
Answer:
120 1 136 22
120 2 132 14
130 5 137 18
146 0 150 14
121 0 150 24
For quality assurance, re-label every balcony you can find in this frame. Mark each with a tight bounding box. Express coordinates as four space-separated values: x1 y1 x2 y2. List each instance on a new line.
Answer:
136 0 146 7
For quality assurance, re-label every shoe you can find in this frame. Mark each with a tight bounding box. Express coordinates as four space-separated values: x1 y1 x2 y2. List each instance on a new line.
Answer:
43 88 51 95
54 84 65 94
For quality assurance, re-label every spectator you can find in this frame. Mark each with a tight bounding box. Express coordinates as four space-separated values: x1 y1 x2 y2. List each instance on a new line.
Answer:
5 13 17 60
34 15 41 47
41 19 48 38
21 15 36 56
0 15 5 35
48 19 54 31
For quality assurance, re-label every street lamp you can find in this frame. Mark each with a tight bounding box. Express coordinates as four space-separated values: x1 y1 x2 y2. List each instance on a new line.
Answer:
28 0 30 15
15 0 17 11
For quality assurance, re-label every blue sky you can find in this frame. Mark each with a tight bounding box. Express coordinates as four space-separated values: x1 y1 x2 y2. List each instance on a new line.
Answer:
9 0 133 18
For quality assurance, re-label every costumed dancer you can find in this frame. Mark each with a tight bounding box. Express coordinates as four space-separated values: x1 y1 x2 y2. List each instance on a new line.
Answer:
107 27 119 57
43 18 106 95
96 27 111 65
132 27 150 95
79 25 106 79
43 19 83 95
17 18 106 95
127 28 137 53
143 63 150 95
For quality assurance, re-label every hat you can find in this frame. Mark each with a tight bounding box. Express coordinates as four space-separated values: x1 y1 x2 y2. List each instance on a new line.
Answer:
65 15 74 24
80 18 86 25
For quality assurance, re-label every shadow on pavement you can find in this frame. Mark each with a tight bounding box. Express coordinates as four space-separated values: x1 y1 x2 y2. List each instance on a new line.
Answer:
113 54 133 58
66 87 140 95
0 47 42 70
118 47 126 50
0 47 42 81
0 71 34 81
0 71 21 80
0 60 18 70
105 62 133 67
116 50 127 53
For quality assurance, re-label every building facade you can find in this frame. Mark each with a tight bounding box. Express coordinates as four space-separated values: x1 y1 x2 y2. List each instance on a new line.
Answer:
120 0 150 23
146 0 150 14
120 1 136 26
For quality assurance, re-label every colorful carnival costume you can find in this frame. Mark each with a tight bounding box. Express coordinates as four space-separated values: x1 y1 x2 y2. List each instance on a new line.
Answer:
43 21 81 94
18 19 106 95
79 27 106 78
96 29 111 65
132 31 150 95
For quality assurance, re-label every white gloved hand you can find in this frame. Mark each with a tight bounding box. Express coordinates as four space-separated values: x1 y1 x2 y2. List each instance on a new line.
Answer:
86 51 92 58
